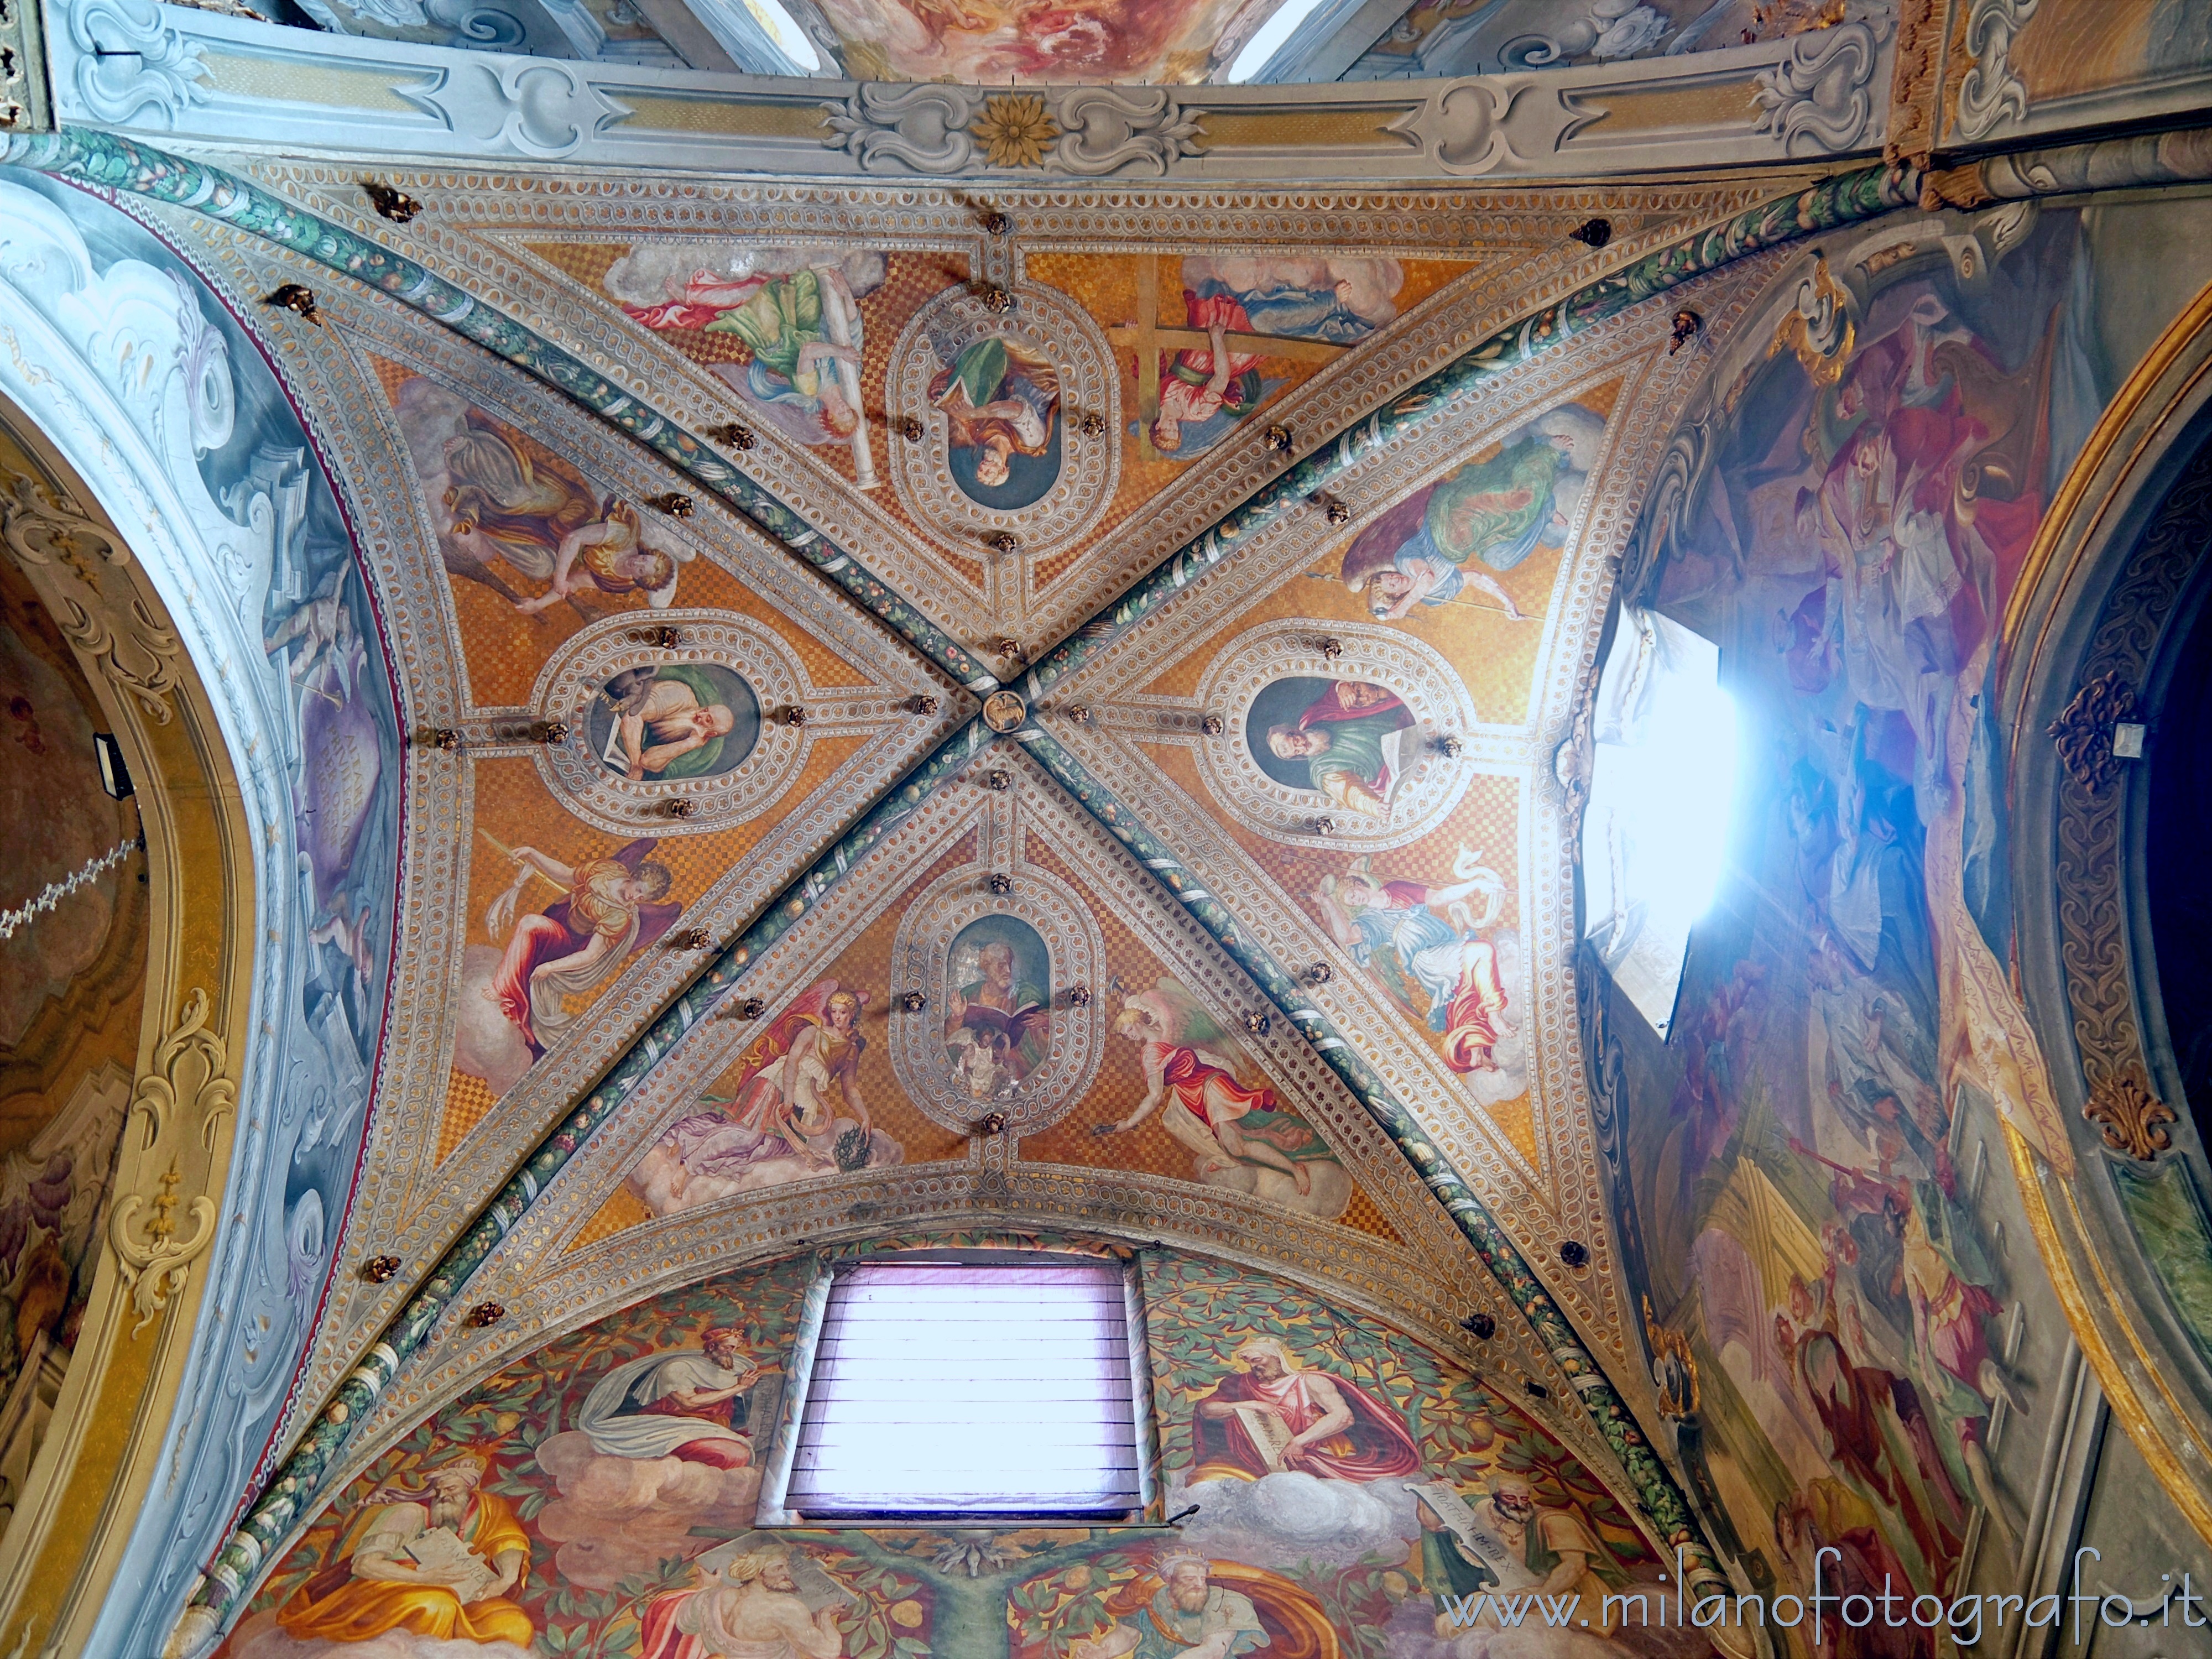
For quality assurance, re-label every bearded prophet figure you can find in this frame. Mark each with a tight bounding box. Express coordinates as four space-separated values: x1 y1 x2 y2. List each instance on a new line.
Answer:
578 1326 761 1469
599 665 743 780
640 1544 848 1659
276 1454 533 1647
1130 1553 1267 1659
1191 1337 1421 1484
1265 680 1416 818
1078 1554 1339 1659
945 937 1049 1083
483 837 679 1058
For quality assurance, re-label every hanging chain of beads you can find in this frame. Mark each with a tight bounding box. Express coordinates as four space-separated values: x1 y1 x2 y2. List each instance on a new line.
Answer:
0 835 142 942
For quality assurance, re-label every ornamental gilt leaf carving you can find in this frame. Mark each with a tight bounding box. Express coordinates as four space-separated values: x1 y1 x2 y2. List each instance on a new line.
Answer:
2084 1065 2177 1164
0 469 182 723
111 989 234 1334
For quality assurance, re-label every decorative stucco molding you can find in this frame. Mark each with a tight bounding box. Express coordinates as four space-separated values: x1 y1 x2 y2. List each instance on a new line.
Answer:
109 990 234 1334
394 56 633 157
62 0 211 127
820 82 983 173
0 472 185 723
1050 86 1203 176
39 0 1887 180
1752 17 1890 158
1954 0 2038 143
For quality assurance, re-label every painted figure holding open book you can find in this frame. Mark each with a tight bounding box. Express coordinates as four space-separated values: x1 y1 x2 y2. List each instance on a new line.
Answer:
269 1451 534 1651
942 918 1051 1098
1190 1336 1420 1485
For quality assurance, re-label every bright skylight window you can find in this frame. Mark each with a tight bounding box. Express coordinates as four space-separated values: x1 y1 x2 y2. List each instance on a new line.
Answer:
1226 0 1329 81
1580 606 1739 1036
743 0 821 70
688 0 823 72
784 1260 1144 1519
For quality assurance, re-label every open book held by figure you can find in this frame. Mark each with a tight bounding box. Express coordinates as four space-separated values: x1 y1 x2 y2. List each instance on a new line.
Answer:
405 1526 503 1604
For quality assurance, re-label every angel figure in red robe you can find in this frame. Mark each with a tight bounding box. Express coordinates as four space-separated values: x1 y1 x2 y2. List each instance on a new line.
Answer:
482 834 680 1058
1096 979 1350 1220
1191 1336 1421 1485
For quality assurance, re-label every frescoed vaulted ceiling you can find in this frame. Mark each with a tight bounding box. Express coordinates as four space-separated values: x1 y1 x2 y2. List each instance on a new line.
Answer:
283 0 1893 85
196 172 1782 1436
10 1 2212 1655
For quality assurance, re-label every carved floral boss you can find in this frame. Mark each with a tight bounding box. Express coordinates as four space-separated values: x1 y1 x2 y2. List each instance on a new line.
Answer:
972 96 1056 169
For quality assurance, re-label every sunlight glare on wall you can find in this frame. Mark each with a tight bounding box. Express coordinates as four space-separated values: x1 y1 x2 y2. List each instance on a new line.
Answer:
1580 606 1738 1037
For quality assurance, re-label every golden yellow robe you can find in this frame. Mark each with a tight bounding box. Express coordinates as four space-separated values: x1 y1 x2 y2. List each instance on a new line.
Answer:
277 1489 534 1646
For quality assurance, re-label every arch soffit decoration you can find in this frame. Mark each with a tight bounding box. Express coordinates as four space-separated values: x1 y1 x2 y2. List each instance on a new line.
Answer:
2003 273 2212 1547
0 405 255 1650
0 175 410 1657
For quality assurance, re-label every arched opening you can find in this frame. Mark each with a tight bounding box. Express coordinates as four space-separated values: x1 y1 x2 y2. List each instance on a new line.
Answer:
2146 554 2212 1152
0 461 148 1535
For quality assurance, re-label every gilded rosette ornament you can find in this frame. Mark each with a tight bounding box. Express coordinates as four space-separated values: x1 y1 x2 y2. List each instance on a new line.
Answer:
972 96 1057 168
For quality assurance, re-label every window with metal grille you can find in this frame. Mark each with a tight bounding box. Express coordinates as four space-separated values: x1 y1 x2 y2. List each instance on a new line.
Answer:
783 1258 1146 1520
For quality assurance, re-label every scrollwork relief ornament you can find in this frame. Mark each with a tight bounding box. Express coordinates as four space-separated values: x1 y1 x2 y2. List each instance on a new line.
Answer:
1771 251 1855 383
1394 80 1578 177
112 1162 217 1335
821 84 1200 177
1954 0 2037 143
62 0 211 127
2084 1065 2177 1163
822 84 983 174
2048 670 2139 796
1752 19 1888 158
110 989 233 1334
394 59 629 160
1499 0 1670 66
1048 87 1201 177
1 470 182 723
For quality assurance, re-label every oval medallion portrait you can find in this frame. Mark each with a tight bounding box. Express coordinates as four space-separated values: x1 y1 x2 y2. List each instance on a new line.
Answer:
586 662 761 782
886 284 1118 559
